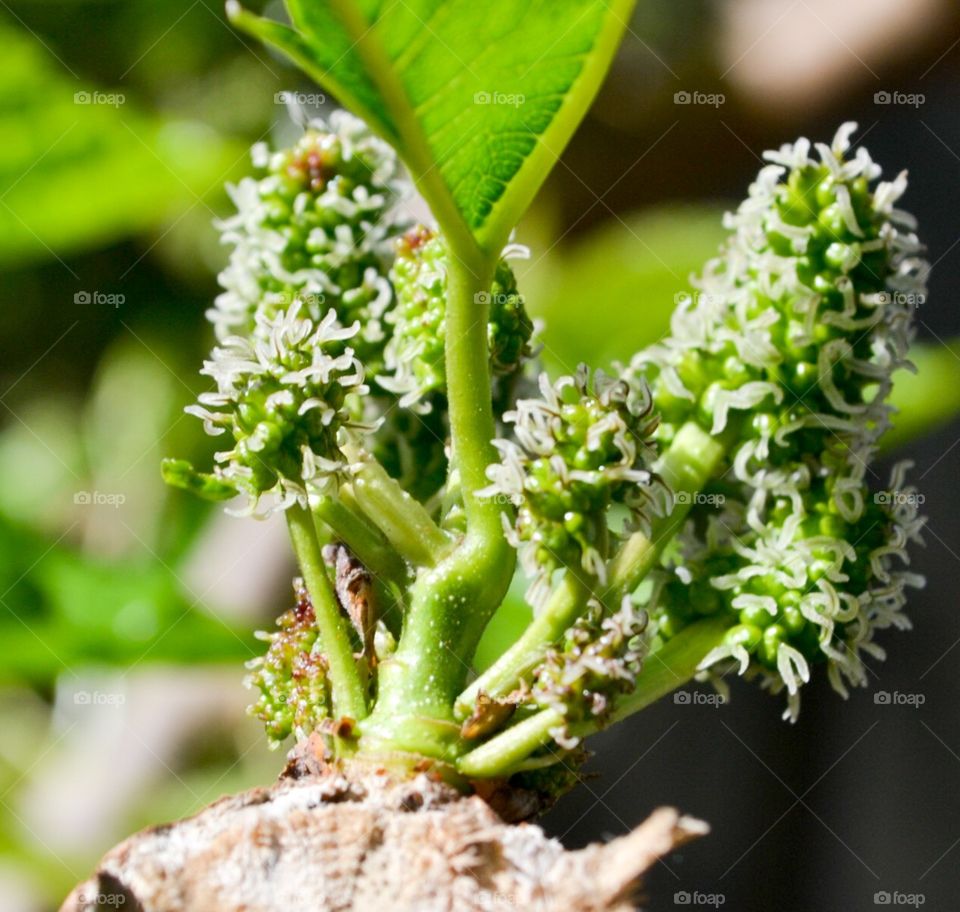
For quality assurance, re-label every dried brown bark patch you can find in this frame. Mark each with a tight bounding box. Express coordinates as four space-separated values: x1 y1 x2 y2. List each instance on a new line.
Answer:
62 751 706 912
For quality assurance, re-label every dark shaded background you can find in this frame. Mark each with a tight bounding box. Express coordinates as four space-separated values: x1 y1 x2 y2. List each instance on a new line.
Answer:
0 2 957 910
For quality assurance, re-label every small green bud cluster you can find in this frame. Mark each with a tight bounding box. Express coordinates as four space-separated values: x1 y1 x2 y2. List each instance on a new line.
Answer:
182 303 369 514
626 123 928 718
380 226 534 409
531 597 648 748
370 225 534 500
483 366 665 606
245 580 329 746
213 111 407 375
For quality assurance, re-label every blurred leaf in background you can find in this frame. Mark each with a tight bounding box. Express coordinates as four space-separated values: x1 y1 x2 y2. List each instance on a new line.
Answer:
887 336 960 449
0 21 246 265
521 204 727 371
0 8 287 904
0 331 258 686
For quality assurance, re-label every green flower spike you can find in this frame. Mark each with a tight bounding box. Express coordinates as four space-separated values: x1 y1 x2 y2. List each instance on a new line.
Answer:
483 365 667 607
626 122 928 720
245 579 329 747
213 110 409 374
180 301 370 515
379 226 534 409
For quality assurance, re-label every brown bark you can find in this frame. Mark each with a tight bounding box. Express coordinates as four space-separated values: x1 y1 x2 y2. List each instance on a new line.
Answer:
61 743 706 912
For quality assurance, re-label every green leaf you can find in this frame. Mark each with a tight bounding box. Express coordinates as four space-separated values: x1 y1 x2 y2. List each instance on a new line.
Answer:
0 22 242 265
230 0 637 257
162 458 238 502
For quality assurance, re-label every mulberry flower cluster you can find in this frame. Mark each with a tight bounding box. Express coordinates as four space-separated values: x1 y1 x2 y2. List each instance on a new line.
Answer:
245 580 330 746
625 123 928 718
180 303 369 514
483 366 665 607
212 110 408 374
531 597 648 749
380 226 534 409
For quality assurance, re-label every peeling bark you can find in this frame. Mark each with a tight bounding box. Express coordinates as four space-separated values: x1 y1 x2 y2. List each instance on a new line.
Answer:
62 744 706 912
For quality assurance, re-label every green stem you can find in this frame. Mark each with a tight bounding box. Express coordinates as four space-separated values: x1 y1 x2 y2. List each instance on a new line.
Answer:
312 491 407 587
356 252 516 759
454 422 726 717
358 536 514 759
607 421 727 599
286 505 368 722
344 442 451 567
444 251 504 543
454 571 593 719
457 708 565 778
457 618 729 778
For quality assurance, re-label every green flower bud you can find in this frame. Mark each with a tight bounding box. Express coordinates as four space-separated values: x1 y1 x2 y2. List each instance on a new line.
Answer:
379 226 534 409
213 111 408 375
483 365 667 606
182 301 369 514
630 124 928 720
532 597 648 749
245 580 330 746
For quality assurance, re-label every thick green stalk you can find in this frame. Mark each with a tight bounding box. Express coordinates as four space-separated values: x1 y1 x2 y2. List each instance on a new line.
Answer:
457 618 729 778
444 251 506 543
355 541 501 762
455 422 726 718
286 505 367 722
357 252 516 759
343 443 452 567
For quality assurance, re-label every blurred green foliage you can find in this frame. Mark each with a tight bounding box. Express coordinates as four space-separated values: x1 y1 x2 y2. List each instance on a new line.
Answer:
0 518 249 682
0 329 258 677
0 8 283 902
523 205 728 371
0 21 246 264
887 338 960 448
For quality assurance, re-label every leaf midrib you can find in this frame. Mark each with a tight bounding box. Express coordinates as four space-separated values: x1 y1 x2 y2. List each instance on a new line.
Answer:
325 0 482 261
